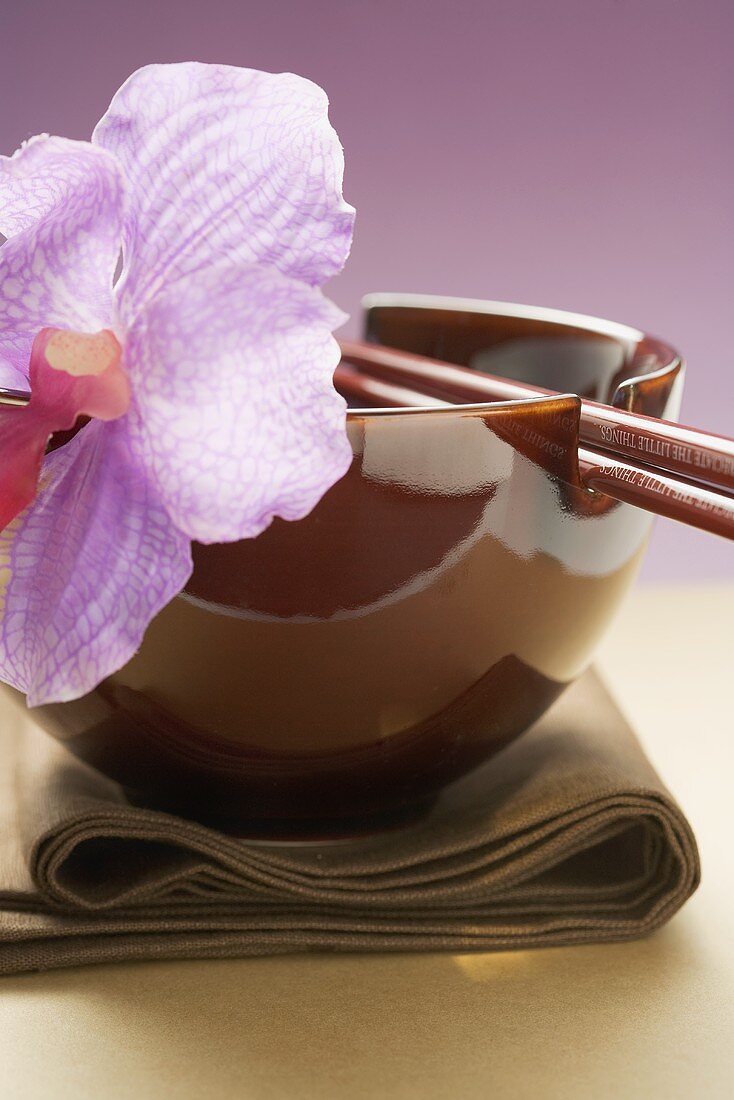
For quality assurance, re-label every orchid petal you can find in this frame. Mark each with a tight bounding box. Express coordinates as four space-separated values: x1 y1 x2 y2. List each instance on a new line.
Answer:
122 261 352 544
0 136 125 380
1 134 95 238
92 63 354 326
0 349 28 391
0 420 192 706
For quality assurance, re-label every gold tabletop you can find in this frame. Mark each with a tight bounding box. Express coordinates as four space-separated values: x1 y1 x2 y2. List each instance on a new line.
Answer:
1 581 732 1100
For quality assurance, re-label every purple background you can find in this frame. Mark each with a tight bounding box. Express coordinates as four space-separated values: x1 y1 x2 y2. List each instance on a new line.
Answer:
2 0 732 580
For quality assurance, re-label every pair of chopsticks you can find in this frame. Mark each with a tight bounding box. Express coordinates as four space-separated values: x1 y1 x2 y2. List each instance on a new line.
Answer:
336 341 734 541
1 350 732 539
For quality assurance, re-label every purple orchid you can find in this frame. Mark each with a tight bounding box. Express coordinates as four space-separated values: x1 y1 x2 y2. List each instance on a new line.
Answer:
0 63 354 706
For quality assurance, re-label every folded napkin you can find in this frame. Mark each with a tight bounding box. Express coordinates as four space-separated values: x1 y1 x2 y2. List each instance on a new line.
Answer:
0 669 699 975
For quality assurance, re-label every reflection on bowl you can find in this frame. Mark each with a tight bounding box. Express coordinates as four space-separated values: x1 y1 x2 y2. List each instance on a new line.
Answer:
29 296 683 837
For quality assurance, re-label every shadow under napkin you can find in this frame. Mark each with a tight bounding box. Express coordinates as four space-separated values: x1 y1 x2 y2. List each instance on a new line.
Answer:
0 669 699 975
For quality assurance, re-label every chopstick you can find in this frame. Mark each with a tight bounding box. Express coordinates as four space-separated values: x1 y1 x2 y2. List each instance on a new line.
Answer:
0 387 32 407
334 364 734 541
340 339 734 496
3 371 732 539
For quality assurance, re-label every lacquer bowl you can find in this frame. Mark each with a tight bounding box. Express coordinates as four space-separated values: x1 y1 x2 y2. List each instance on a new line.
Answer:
31 296 683 837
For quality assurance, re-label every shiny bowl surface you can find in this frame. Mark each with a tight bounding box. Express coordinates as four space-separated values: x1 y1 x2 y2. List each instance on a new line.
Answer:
29 296 684 836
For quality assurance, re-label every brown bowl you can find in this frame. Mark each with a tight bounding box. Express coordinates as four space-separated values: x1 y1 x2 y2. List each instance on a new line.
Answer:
30 296 683 837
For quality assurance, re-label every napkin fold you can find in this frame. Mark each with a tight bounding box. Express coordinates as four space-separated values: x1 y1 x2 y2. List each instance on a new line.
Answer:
0 670 699 975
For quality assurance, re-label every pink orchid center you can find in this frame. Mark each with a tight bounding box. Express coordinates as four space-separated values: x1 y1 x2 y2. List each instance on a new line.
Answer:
0 328 130 532
45 329 121 378
32 327 130 423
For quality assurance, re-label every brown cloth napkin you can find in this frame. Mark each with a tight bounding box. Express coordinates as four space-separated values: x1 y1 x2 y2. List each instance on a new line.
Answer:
0 669 699 975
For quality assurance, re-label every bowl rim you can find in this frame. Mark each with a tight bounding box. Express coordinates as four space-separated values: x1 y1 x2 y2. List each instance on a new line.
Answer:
346 293 682 419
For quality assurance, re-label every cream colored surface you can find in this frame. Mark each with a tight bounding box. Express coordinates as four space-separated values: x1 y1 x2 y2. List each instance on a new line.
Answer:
1 582 732 1100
